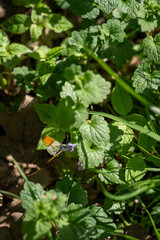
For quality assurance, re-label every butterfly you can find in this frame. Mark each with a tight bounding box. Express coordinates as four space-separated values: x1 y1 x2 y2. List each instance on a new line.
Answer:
43 136 76 163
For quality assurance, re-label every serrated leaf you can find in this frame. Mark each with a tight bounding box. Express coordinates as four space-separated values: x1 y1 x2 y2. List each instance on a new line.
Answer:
69 29 93 50
13 66 37 91
60 203 96 240
95 0 118 14
75 71 111 106
55 97 88 131
112 84 133 116
37 60 55 85
65 0 99 19
132 63 160 94
108 123 123 150
29 45 50 61
112 122 134 155
7 43 32 55
89 205 116 238
34 104 56 125
142 34 160 64
30 24 43 42
104 198 125 215
60 82 77 102
77 137 105 169
20 182 45 210
101 19 127 43
0 30 10 47
138 132 157 152
79 115 110 148
98 159 124 185
44 14 73 32
125 157 146 183
63 64 82 83
56 175 88 206
103 39 133 67
1 14 31 34
127 0 141 19
137 8 157 32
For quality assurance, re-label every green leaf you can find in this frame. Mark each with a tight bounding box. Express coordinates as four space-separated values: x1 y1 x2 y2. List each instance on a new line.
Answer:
104 39 133 67
44 14 73 32
95 0 118 14
20 182 45 210
63 64 82 83
108 122 123 151
37 124 65 150
77 137 105 169
34 104 56 125
0 55 20 69
56 175 88 206
138 132 157 152
101 19 127 43
98 159 124 185
29 45 50 61
37 60 55 85
60 82 77 102
89 205 116 238
60 203 96 240
125 156 146 183
111 84 133 116
46 46 62 60
0 30 10 47
13 66 37 91
137 8 157 32
55 97 88 131
7 43 32 55
127 0 141 19
142 34 160 64
0 74 7 90
112 122 134 155
79 115 110 148
1 14 31 34
126 113 147 127
65 0 99 19
69 29 92 50
30 24 43 42
55 0 70 9
75 71 111 106
12 0 41 7
104 198 125 215
31 9 43 24
132 63 160 94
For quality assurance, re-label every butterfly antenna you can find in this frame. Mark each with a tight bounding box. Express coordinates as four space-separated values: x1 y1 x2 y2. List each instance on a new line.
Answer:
47 149 64 163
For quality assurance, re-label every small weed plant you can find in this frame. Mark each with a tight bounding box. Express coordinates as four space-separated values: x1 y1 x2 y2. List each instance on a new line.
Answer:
1 0 160 239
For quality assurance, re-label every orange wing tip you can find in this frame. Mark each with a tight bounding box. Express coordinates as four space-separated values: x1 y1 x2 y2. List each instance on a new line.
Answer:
43 136 55 146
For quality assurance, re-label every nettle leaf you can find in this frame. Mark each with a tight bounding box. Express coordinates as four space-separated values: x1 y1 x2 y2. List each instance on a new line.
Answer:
46 47 62 60
132 63 160 94
37 60 55 85
7 43 32 55
56 175 88 206
69 29 92 50
60 203 96 240
20 182 45 210
79 115 110 148
63 64 82 83
13 66 37 91
108 123 123 150
0 30 10 47
142 34 160 64
138 132 157 152
60 82 77 102
75 71 111 106
77 137 105 169
112 122 134 155
31 9 43 24
55 0 70 9
137 8 157 32
30 46 50 61
30 24 43 42
37 124 65 150
65 0 99 19
44 14 73 33
55 97 88 131
95 0 118 14
125 156 146 183
101 19 127 43
89 205 116 239
112 84 133 116
98 159 124 185
23 190 67 240
1 14 31 34
34 104 56 125
103 39 133 67
104 198 125 215
127 0 141 19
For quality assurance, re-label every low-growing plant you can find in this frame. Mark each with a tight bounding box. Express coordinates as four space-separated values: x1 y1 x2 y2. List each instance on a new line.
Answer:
1 0 160 239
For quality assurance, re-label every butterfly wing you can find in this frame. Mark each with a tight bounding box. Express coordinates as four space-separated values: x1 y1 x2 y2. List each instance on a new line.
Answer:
43 136 62 156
